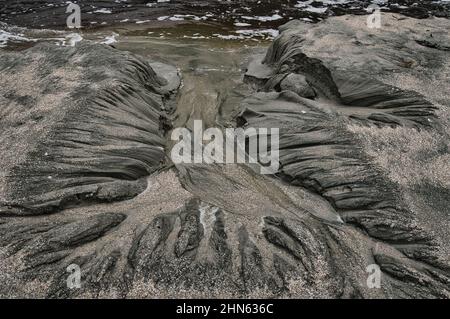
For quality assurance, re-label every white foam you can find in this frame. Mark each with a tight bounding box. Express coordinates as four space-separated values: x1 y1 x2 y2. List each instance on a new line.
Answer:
60 33 83 46
212 28 279 41
93 8 112 14
241 14 283 22
0 29 35 48
235 29 279 38
101 33 118 45
295 0 351 13
234 22 252 27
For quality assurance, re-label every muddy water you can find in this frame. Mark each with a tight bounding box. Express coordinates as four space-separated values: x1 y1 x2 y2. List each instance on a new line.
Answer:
113 25 265 127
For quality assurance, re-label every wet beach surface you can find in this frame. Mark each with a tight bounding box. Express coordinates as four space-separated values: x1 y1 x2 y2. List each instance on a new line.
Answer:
0 1 450 299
